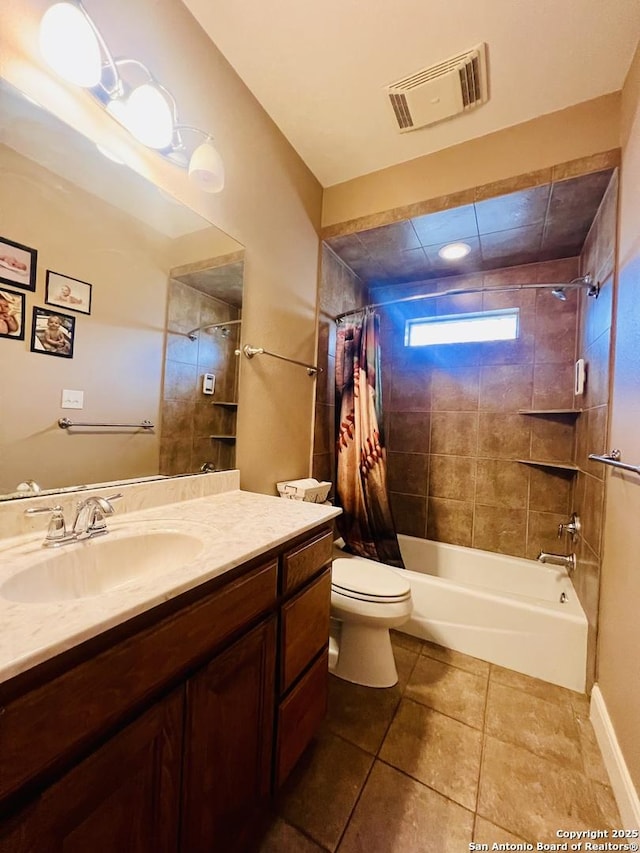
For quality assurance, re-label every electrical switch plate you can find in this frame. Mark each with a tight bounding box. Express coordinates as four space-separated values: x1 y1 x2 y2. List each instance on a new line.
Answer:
202 373 215 395
61 389 84 409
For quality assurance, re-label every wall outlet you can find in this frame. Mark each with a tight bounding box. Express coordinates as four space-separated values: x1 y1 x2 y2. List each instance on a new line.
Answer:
61 389 84 409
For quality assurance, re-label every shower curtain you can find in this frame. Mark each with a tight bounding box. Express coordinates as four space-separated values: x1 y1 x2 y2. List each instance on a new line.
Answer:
335 309 405 568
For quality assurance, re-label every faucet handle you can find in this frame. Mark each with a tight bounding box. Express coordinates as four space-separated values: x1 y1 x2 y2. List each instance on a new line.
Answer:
558 512 581 540
25 505 69 545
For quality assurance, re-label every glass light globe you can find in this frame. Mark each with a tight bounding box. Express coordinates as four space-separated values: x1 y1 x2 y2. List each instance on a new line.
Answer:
39 2 102 88
124 84 174 149
189 141 225 193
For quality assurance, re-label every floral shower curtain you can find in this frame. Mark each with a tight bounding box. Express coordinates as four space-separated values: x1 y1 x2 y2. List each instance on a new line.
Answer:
335 309 405 568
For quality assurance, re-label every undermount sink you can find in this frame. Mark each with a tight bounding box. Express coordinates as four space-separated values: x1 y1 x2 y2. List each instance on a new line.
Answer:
1 526 207 603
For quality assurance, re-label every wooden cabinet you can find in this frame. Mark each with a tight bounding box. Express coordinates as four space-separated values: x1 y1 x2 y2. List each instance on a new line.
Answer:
181 618 276 853
0 522 333 852
0 690 184 853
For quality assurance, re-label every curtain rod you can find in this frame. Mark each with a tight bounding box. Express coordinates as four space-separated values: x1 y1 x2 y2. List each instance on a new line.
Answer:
334 276 597 322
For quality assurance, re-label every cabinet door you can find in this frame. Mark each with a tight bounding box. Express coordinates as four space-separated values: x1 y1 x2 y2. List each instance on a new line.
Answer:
181 617 277 853
0 689 183 853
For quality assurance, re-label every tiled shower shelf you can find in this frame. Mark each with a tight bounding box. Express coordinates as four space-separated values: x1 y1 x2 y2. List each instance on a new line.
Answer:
518 409 582 416
516 459 579 473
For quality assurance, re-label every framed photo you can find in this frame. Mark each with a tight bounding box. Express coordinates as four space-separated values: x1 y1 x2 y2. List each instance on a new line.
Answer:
45 270 92 315
0 288 26 341
0 236 37 292
30 306 76 359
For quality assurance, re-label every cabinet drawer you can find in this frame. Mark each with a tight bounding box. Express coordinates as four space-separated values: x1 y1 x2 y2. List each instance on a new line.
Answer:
0 560 278 804
280 569 331 694
281 528 332 595
275 648 328 788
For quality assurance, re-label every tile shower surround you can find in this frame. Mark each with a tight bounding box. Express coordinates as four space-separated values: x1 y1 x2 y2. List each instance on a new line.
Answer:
375 255 581 560
160 279 240 475
572 170 618 689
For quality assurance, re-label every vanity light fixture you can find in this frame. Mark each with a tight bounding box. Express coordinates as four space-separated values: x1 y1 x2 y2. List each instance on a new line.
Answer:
438 242 472 261
38 0 225 192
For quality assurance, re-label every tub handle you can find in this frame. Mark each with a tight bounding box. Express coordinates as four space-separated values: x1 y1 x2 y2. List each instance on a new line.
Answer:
557 513 581 541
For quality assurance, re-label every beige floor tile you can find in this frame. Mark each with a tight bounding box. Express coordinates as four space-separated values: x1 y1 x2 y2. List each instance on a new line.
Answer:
490 663 581 708
338 761 474 853
393 643 421 689
573 707 611 785
478 735 610 842
405 655 488 729
420 639 490 676
391 629 424 655
473 816 526 846
380 698 483 810
591 781 622 828
485 681 583 769
278 730 374 852
325 674 402 755
259 817 327 852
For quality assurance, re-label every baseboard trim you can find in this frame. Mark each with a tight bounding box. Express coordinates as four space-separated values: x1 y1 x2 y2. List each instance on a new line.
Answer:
590 684 640 828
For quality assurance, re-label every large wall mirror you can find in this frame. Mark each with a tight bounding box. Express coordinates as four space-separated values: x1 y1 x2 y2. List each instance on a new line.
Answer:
0 80 244 500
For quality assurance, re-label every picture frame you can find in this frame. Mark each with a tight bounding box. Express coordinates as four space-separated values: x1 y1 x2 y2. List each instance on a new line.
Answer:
30 306 76 359
45 270 92 315
0 288 26 341
0 236 37 292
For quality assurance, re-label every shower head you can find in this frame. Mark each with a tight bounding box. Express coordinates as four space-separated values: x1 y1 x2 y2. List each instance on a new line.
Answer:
547 275 599 302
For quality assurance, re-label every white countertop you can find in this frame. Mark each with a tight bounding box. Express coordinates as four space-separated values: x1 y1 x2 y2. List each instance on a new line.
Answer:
0 490 341 685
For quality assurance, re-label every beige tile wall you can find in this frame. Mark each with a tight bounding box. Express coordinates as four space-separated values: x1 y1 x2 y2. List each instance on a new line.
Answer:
573 170 618 689
373 257 581 559
160 280 240 475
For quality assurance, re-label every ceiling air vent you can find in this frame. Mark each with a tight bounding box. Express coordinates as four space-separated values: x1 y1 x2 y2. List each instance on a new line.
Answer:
386 43 488 133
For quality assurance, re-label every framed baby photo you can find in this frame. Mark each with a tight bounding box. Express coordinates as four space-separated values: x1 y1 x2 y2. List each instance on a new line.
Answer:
30 306 76 359
45 270 92 315
0 235 37 292
0 288 26 341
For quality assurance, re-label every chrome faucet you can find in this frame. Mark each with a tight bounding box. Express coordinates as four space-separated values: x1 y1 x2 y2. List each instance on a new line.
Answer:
72 494 122 540
26 493 122 547
537 551 576 573
557 512 581 541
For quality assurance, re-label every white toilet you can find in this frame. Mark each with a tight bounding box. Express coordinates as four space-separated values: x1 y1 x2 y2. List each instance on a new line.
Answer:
329 545 413 688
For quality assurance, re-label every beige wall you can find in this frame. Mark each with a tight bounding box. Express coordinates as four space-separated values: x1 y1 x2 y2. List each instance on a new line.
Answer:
0 145 171 493
0 0 323 495
598 40 640 793
322 94 621 229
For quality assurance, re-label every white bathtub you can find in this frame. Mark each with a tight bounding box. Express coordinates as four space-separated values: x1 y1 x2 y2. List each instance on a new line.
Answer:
394 534 587 692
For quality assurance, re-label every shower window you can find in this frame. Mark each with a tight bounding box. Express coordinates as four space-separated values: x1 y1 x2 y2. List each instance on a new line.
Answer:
405 308 519 347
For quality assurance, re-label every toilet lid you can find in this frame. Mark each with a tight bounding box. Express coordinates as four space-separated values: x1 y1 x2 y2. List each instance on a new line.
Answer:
332 557 411 602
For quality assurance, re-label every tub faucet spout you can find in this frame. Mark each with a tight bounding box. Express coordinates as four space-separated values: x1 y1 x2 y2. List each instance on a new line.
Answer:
537 551 576 574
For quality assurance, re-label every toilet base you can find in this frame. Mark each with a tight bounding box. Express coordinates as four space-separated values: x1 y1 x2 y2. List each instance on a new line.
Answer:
332 621 399 688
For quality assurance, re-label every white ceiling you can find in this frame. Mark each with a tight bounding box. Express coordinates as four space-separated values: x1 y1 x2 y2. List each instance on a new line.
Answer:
183 0 640 187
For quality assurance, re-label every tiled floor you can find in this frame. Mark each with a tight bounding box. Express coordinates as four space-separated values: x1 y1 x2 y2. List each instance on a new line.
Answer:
260 632 620 852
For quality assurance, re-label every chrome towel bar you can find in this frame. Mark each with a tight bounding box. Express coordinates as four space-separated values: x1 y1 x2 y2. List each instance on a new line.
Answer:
588 450 640 476
236 344 322 376
58 418 155 430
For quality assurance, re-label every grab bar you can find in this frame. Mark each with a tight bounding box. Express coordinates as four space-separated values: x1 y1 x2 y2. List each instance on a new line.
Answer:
236 344 322 376
58 418 155 430
588 450 640 476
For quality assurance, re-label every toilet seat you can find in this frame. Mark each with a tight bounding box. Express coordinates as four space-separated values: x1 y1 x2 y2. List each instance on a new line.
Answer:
331 557 411 604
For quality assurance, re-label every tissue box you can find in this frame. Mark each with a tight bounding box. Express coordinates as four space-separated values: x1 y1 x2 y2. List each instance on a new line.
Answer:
276 478 331 503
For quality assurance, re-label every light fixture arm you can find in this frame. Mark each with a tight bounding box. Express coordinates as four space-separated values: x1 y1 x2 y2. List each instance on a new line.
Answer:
71 0 121 96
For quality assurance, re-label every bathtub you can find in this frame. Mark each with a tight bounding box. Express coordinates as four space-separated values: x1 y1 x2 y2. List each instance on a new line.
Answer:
392 535 587 692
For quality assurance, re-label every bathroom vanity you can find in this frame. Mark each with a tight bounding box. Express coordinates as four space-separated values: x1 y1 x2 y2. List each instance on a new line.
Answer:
0 479 338 851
